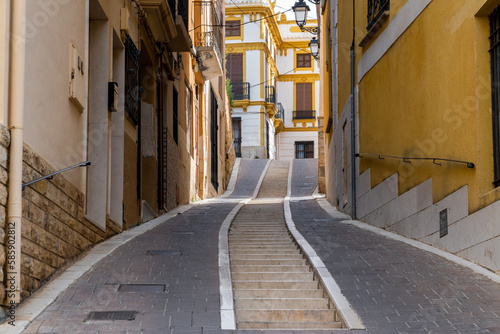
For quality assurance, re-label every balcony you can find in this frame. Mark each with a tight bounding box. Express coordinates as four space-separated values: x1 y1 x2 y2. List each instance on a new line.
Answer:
167 0 192 51
367 0 390 30
275 103 284 122
293 110 316 119
274 103 285 133
141 0 177 42
231 82 250 100
265 86 276 105
194 1 224 80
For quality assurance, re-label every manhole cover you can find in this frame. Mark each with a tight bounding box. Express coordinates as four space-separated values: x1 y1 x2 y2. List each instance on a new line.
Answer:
167 231 194 235
118 284 167 292
86 311 137 321
146 250 181 256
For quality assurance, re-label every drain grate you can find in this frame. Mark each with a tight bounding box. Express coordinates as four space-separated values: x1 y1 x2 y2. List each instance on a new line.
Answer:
167 231 194 235
146 250 181 256
314 218 336 222
118 284 167 292
86 311 137 321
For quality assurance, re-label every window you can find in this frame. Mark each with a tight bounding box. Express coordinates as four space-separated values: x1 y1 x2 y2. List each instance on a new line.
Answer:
490 6 500 187
367 0 390 30
173 89 179 145
295 141 314 159
297 53 311 68
125 35 140 125
226 20 241 37
294 82 315 119
226 53 243 83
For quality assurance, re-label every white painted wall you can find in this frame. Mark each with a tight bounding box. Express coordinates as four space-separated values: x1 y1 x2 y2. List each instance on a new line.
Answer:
23 0 88 191
277 131 318 160
356 168 500 273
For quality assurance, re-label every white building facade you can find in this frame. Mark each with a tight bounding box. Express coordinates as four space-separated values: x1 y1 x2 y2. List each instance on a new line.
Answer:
225 1 319 160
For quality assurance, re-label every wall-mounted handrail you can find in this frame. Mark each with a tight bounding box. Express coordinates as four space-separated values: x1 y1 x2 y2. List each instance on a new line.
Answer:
226 138 235 159
22 161 91 191
356 153 475 169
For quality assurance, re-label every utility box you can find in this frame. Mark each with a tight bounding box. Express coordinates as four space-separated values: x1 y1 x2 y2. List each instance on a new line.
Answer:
69 44 85 111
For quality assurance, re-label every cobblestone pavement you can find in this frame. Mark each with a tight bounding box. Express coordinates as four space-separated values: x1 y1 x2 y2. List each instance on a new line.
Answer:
22 159 267 334
19 158 500 334
290 159 500 334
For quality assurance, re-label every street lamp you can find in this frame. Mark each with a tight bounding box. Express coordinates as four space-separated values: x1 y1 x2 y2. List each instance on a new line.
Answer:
309 37 319 59
292 0 310 28
292 0 318 35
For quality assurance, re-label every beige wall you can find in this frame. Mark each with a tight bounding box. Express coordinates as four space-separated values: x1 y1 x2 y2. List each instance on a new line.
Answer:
23 0 87 192
0 0 9 125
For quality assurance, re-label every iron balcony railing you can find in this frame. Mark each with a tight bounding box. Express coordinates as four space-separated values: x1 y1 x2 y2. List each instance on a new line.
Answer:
231 82 250 100
276 103 285 122
265 86 276 105
367 0 390 30
194 1 223 69
293 110 316 119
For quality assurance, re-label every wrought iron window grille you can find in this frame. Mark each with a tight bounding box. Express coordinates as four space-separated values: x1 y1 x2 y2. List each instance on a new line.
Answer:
125 35 141 125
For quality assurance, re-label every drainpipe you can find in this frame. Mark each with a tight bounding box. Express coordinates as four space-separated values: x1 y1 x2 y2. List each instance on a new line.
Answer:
6 0 27 305
350 0 356 219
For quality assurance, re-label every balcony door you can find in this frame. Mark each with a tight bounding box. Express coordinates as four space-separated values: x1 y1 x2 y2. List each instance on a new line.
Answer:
295 82 313 119
227 53 244 98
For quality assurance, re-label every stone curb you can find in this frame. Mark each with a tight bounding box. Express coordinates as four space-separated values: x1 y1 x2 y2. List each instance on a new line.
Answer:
284 161 365 330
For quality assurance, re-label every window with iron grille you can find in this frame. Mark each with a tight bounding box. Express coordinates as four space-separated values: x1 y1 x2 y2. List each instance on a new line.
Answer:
297 53 311 68
367 0 390 30
295 141 314 159
173 89 179 145
125 35 140 125
490 6 500 187
226 20 241 37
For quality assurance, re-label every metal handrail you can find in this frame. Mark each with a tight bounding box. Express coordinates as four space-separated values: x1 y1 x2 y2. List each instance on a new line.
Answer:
355 153 475 169
22 161 91 191
231 82 250 100
226 139 235 159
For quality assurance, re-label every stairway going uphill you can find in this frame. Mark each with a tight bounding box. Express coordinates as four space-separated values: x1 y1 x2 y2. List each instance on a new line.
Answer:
228 160 343 330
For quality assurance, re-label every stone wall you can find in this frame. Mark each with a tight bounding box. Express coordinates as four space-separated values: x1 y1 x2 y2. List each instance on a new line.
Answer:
0 124 9 307
20 143 117 300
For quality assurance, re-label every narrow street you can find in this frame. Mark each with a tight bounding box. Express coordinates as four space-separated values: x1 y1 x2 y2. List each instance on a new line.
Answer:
6 159 500 333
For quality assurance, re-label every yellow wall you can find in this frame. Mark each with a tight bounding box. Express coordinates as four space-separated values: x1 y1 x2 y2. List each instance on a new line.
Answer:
346 0 500 214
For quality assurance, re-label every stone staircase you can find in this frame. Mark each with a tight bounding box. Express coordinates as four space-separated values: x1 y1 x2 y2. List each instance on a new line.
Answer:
229 200 343 330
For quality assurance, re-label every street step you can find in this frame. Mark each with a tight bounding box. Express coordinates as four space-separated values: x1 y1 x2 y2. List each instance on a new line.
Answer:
231 254 304 260
232 272 314 281
235 309 338 322
227 160 344 330
232 280 319 290
231 265 311 272
234 289 325 298
231 259 306 266
235 298 330 310
238 321 343 330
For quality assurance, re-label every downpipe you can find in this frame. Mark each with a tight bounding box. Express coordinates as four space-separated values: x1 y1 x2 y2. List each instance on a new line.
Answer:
6 0 27 306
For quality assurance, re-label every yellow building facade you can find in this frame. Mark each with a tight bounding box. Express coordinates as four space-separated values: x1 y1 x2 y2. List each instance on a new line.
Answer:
322 0 500 272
